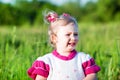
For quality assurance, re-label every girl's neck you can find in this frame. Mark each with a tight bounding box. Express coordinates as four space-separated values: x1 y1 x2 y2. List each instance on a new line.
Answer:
56 49 71 57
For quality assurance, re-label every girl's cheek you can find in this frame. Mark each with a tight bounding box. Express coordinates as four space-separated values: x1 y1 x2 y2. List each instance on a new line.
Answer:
76 37 79 40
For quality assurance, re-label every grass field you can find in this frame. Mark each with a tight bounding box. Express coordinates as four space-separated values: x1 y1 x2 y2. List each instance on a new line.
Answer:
0 22 120 80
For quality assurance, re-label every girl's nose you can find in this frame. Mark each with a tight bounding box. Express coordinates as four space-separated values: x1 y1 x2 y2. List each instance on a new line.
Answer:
70 34 78 41
71 35 76 40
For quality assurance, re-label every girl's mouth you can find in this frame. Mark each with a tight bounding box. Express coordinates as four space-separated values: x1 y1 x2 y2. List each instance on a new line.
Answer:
68 43 76 47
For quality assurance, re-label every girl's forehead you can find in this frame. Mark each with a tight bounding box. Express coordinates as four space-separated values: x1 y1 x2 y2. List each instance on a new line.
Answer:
58 23 78 30
56 24 78 34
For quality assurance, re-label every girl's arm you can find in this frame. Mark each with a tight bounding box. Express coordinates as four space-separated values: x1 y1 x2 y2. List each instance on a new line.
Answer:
35 75 47 80
83 73 97 80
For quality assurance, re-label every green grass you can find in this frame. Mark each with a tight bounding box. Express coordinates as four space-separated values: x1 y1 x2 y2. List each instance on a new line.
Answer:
0 22 120 80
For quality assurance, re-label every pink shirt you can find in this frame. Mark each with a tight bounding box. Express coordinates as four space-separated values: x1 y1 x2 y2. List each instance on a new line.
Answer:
27 50 100 80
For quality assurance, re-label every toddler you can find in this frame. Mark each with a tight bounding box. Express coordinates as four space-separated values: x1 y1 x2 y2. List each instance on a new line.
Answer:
27 11 100 80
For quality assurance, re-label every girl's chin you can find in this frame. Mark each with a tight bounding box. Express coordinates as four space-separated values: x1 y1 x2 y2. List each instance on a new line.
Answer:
67 47 75 51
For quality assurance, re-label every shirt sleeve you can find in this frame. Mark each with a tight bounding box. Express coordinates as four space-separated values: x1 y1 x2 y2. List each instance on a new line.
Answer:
27 60 50 80
82 54 100 76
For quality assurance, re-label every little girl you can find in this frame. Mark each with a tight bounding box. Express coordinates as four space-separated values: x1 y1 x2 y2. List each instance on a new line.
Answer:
27 11 100 80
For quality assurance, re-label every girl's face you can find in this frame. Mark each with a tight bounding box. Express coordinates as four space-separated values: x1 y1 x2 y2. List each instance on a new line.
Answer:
55 23 79 53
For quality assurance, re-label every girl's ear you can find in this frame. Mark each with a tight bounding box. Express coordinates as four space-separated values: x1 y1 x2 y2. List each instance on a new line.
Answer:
51 34 57 44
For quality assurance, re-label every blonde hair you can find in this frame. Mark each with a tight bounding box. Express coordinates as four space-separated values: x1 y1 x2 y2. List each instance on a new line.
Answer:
44 10 78 47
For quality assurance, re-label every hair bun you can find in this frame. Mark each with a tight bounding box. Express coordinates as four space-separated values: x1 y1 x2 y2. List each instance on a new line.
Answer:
62 13 70 17
45 11 58 23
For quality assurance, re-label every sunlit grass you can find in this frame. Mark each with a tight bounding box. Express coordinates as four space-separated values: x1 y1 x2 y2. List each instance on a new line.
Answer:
0 22 120 80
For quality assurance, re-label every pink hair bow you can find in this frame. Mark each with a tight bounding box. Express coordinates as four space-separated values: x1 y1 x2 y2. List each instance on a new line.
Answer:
47 12 58 23
62 13 70 17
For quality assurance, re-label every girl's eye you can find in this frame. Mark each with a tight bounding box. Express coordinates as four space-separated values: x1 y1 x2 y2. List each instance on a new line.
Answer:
74 33 78 36
66 34 70 36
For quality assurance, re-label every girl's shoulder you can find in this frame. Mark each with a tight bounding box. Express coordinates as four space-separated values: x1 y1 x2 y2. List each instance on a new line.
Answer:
36 53 53 63
77 52 91 57
27 53 52 79
37 53 52 60
76 52 92 62
76 52 101 75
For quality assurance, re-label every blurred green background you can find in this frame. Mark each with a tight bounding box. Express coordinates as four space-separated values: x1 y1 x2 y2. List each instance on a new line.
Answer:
0 0 120 26
0 0 120 80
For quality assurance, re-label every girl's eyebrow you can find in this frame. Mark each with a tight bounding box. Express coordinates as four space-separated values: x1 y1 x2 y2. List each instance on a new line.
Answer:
66 31 78 33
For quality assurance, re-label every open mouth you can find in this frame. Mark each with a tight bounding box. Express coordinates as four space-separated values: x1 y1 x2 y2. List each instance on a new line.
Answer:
68 43 76 47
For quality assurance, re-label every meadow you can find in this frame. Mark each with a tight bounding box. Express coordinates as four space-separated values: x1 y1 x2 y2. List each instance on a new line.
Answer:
0 22 120 80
